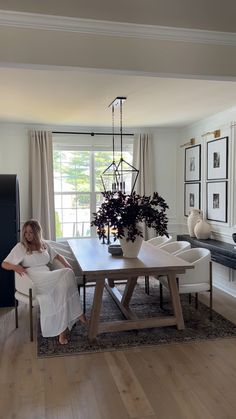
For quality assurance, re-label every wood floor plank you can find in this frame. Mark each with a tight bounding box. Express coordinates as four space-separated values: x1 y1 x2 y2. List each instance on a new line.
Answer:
105 351 154 418
43 357 72 409
177 342 236 415
65 355 103 419
2 287 236 418
125 349 192 419
140 346 220 419
86 352 130 419
45 405 74 419
152 343 235 419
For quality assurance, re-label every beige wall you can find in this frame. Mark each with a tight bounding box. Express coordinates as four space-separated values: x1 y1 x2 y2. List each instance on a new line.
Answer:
1 116 236 296
0 123 29 222
0 123 181 229
180 107 236 243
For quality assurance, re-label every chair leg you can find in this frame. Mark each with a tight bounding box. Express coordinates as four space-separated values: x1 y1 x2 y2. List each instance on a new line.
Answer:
145 275 150 295
29 288 33 342
83 275 86 314
15 298 18 329
195 293 198 310
159 282 163 309
188 293 192 304
209 288 213 321
209 261 213 321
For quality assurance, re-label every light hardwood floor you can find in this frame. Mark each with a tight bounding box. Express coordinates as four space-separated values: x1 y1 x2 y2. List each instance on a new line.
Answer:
1 287 236 419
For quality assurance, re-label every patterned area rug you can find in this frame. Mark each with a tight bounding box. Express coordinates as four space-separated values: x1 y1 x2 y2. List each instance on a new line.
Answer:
37 279 236 358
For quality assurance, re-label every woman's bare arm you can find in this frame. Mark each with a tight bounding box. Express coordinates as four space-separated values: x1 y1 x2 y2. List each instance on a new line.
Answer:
54 254 73 269
1 261 27 276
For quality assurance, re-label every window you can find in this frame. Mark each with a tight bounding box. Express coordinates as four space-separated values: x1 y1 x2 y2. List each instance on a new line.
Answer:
53 134 133 239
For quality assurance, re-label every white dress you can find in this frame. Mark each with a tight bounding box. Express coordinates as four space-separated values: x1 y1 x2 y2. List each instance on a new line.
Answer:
4 242 83 337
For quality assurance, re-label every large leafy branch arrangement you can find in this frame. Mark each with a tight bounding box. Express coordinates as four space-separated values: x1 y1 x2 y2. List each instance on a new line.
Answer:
91 191 169 242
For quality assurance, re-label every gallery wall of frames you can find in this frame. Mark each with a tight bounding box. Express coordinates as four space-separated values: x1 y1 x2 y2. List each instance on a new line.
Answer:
184 136 228 223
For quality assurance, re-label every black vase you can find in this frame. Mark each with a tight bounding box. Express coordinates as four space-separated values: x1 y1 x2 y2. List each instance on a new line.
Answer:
232 233 236 244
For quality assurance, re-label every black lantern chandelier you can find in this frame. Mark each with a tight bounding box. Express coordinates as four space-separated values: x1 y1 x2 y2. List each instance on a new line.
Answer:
101 96 139 194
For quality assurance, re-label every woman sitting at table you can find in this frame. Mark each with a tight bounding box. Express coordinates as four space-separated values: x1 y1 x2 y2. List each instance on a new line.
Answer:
1 219 86 345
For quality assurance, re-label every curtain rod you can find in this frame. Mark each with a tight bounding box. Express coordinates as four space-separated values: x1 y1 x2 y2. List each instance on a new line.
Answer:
52 131 134 136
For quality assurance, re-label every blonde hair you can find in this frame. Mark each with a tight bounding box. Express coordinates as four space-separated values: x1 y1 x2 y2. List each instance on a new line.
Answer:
21 219 46 253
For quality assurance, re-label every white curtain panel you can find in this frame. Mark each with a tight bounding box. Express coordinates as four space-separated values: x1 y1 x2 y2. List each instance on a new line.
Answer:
133 133 155 239
29 130 56 240
133 133 154 196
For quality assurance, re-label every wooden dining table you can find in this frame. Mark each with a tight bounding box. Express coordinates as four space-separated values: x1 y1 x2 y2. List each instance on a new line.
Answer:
68 238 193 341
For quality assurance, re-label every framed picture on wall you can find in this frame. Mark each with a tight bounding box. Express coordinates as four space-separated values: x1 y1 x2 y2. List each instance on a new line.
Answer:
206 181 227 222
207 137 228 180
184 182 201 216
184 144 201 182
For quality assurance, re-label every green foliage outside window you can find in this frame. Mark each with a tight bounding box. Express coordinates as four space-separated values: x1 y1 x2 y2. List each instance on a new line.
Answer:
55 211 63 238
53 148 133 238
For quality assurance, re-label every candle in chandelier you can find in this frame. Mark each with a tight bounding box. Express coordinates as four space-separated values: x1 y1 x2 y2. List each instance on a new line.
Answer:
119 181 125 192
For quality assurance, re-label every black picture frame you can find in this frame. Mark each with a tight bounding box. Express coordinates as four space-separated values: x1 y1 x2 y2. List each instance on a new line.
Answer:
184 144 201 182
207 137 228 180
206 181 227 222
184 182 201 216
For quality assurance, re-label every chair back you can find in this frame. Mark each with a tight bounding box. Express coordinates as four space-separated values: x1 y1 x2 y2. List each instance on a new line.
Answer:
147 235 173 247
176 247 210 263
160 241 190 255
176 247 211 286
46 240 83 284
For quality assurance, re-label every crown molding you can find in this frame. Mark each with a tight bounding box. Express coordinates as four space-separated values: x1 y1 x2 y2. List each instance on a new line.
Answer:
1 10 236 46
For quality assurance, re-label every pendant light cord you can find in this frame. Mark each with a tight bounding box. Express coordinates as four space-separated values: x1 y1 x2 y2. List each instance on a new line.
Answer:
120 99 123 161
112 104 115 162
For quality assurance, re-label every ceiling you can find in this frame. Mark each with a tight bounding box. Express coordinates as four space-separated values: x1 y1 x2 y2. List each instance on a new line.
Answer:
1 66 236 128
1 2 236 128
1 0 236 32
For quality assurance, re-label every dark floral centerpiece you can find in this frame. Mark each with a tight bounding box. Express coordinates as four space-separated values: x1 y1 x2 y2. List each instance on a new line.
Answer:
91 190 169 243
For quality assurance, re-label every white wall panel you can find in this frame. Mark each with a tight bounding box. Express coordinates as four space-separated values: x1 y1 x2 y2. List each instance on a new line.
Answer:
0 123 29 223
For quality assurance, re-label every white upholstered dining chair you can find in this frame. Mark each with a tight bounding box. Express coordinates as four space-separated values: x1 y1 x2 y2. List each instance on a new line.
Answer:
159 240 191 255
158 247 213 319
14 240 86 341
151 242 191 295
144 235 173 294
147 235 173 247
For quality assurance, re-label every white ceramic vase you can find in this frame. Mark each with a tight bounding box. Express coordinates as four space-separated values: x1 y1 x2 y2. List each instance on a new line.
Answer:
187 209 203 237
194 219 211 240
119 229 143 258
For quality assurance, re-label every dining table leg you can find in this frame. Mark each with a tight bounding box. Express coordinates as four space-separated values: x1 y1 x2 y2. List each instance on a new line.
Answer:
121 276 138 307
167 271 185 330
88 278 105 341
